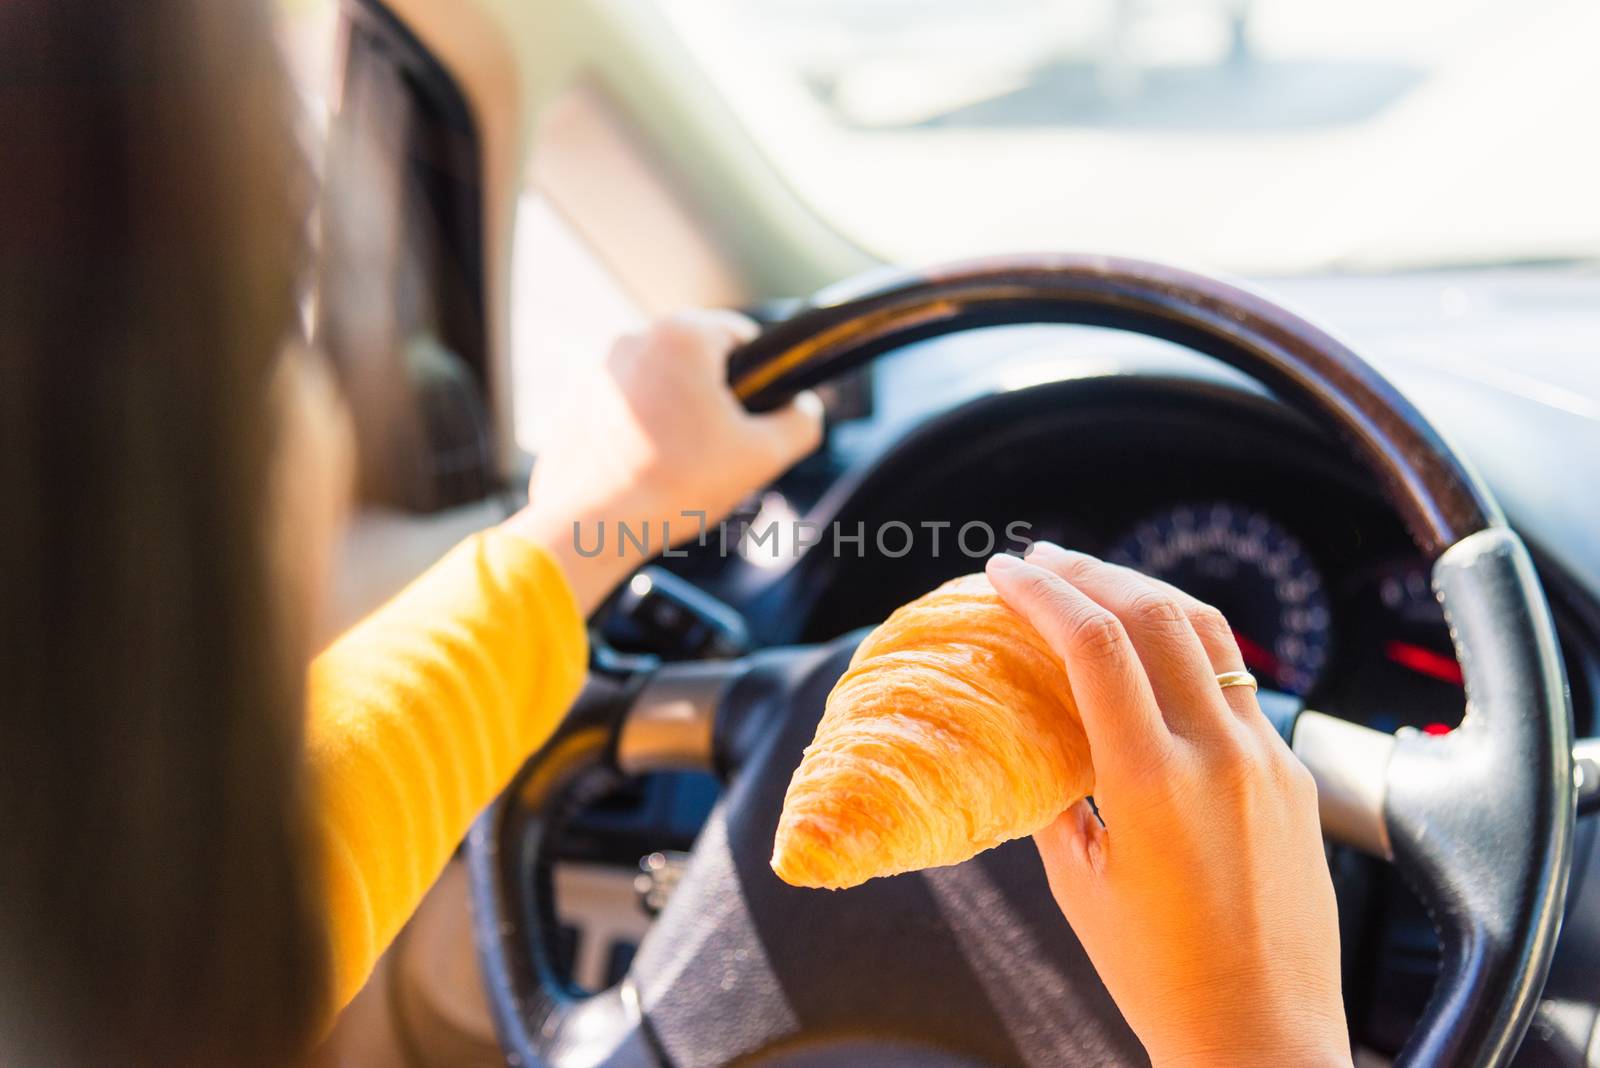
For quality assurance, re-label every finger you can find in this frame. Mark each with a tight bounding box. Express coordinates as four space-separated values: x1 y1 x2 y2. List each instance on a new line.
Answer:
985 553 1169 767
664 308 760 361
703 308 762 345
749 389 824 472
1125 572 1268 723
1021 544 1235 738
1027 544 1258 722
630 311 757 382
1133 576 1245 672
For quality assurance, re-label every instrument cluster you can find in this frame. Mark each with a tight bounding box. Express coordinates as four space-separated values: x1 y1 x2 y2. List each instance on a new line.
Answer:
797 489 1590 736
1106 501 1332 697
776 379 1594 739
1102 500 1476 730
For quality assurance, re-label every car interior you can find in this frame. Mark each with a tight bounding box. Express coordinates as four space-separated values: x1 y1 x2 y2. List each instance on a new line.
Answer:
293 1 1600 1064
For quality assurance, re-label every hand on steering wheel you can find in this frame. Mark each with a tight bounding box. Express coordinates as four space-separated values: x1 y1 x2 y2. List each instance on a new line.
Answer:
507 309 823 614
989 545 1349 1068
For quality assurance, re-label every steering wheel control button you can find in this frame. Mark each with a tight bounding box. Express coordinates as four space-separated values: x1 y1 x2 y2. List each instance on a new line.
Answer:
611 566 751 660
634 850 689 916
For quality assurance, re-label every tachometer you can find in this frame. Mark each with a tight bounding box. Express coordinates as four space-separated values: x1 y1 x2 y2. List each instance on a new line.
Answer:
1108 503 1332 696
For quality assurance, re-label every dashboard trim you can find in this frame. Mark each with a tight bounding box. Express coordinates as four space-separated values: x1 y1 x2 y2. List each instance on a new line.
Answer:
1294 710 1396 858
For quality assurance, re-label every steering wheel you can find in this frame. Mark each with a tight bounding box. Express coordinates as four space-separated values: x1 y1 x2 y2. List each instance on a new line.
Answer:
468 255 1574 1067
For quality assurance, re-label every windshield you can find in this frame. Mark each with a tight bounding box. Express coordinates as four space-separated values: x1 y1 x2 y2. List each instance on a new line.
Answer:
659 0 1600 275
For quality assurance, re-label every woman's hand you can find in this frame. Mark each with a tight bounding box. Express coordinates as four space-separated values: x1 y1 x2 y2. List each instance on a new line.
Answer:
985 544 1350 1068
506 309 823 613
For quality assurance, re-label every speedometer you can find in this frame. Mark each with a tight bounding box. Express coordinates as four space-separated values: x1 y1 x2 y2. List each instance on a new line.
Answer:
1107 503 1332 696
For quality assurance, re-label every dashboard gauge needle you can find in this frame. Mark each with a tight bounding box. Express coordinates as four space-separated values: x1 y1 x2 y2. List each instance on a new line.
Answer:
1232 630 1282 677
1385 640 1465 686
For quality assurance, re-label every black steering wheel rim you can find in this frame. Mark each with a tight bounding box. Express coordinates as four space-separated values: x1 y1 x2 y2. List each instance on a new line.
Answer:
470 254 1573 1067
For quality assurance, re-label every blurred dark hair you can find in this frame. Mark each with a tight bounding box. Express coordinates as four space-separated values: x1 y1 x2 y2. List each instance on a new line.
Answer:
0 1 328 1064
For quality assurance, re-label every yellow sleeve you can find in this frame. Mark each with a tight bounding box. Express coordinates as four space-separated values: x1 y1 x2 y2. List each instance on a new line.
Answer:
305 528 588 1013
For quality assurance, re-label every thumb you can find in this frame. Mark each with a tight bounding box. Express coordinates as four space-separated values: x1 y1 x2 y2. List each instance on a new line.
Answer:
1034 800 1109 921
1030 805 1107 940
1036 800 1108 876
750 389 825 470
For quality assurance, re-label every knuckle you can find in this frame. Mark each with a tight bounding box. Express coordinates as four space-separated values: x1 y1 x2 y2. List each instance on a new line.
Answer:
755 432 801 471
1189 603 1232 643
1127 589 1188 629
800 413 825 450
698 307 758 342
604 348 660 403
1210 735 1318 810
648 316 704 354
1280 752 1319 804
603 341 641 381
608 332 645 362
1209 737 1259 781
778 415 824 461
1197 728 1267 790
1064 608 1128 663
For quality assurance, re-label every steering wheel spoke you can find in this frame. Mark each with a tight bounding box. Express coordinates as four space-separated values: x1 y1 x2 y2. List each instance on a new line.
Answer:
1380 527 1574 1065
613 661 736 777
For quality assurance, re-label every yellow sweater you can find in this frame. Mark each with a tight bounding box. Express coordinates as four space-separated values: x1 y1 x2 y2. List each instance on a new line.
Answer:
305 528 587 1012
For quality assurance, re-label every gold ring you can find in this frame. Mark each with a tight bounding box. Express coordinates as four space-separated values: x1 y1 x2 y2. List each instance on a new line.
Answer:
1216 670 1258 692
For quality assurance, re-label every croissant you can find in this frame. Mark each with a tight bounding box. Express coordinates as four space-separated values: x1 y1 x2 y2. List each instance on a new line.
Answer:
771 573 1093 890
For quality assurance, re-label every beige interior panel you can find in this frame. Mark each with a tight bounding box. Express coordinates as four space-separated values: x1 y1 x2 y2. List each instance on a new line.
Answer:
374 0 871 474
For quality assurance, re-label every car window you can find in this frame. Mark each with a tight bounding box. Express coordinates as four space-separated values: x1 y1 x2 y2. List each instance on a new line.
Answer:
659 0 1600 274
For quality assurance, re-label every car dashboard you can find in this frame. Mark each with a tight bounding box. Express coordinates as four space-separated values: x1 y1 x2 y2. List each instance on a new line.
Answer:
572 266 1600 1062
759 374 1596 743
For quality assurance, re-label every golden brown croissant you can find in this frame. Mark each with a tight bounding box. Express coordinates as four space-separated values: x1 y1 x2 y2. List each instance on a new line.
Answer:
771 573 1092 890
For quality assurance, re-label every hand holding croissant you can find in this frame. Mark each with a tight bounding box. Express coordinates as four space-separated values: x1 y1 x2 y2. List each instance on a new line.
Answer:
774 545 1350 1068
